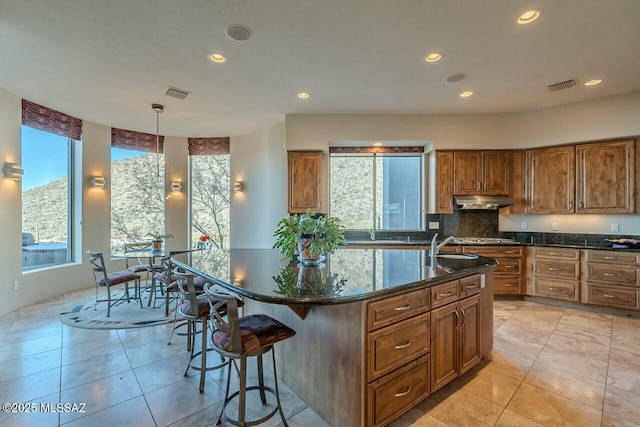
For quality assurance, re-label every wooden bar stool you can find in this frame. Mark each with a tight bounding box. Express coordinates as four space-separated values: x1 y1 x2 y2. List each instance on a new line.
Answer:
206 288 296 427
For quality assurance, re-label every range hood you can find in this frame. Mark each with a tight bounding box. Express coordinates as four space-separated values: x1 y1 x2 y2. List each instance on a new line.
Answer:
454 195 515 210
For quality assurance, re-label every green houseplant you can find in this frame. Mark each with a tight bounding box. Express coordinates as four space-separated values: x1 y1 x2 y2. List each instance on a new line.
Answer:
273 211 346 260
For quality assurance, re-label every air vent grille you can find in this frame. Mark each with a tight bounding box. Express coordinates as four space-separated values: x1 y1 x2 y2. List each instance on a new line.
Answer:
547 79 577 92
164 87 191 100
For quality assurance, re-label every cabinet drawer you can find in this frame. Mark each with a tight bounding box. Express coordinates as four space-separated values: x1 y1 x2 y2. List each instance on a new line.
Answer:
494 276 522 294
534 247 580 260
368 355 430 427
534 259 580 279
586 250 640 266
367 288 430 331
431 281 459 309
534 278 579 302
459 274 481 298
495 258 522 274
368 313 430 380
587 284 638 309
585 264 639 286
463 246 523 257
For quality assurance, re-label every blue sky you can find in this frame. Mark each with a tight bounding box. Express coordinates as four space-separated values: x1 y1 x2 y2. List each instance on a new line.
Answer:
21 126 144 191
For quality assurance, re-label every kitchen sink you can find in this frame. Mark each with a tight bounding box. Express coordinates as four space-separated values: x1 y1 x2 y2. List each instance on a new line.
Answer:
437 253 479 260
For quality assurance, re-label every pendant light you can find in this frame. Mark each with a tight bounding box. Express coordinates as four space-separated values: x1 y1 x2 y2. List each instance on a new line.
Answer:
152 103 164 178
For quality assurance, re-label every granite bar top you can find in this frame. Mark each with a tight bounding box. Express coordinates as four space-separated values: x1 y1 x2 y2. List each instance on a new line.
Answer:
171 248 497 306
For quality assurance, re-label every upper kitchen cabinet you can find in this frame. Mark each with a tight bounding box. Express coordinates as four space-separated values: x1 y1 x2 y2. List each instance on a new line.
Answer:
453 151 510 196
288 151 322 213
576 139 635 214
435 151 455 213
501 150 525 214
525 146 575 214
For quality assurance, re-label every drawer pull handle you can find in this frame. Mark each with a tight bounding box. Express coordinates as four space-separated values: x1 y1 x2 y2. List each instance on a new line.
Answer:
454 309 460 327
395 386 412 398
394 341 412 350
394 304 411 311
465 284 478 289
504 283 517 287
503 265 516 269
603 256 617 260
439 292 453 298
604 294 618 299
461 308 467 328
603 273 620 277
547 253 563 256
466 250 479 254
548 268 561 271
504 251 517 254
548 287 561 291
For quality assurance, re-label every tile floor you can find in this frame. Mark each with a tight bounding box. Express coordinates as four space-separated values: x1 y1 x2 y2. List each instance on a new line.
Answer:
1 289 640 427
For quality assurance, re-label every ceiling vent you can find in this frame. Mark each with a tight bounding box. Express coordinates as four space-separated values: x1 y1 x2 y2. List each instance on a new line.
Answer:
164 87 191 100
547 79 578 92
226 24 252 41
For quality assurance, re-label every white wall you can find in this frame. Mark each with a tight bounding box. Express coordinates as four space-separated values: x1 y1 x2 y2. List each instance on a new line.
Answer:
230 123 288 249
164 135 189 249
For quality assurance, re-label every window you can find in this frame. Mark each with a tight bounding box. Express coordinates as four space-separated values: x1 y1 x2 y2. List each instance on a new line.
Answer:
330 152 422 230
110 147 165 252
188 137 231 250
21 126 74 270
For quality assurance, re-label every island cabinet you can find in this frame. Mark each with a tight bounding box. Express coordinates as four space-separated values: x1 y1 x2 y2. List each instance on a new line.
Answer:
531 247 581 302
287 151 322 213
430 277 481 393
453 151 510 196
576 139 635 214
581 250 640 310
462 246 524 295
525 145 576 214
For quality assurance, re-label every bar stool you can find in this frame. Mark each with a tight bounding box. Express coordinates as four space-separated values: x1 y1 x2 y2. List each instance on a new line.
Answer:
174 271 241 393
206 287 296 427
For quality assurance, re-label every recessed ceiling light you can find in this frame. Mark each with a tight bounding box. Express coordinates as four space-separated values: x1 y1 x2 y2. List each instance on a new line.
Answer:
297 92 310 99
517 10 540 24
584 79 603 86
459 91 474 98
372 141 383 147
425 53 442 63
208 53 226 63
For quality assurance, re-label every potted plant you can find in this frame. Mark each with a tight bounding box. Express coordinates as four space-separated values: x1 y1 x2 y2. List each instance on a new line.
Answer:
150 232 174 250
273 210 346 262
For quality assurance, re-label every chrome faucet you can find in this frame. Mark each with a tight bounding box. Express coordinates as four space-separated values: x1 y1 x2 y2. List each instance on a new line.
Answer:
430 233 456 263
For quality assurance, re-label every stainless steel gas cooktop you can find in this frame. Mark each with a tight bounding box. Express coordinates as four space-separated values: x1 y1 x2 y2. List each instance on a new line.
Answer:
452 237 517 244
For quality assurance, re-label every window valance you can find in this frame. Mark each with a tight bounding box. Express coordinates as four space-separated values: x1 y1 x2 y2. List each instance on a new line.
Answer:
111 128 165 153
188 137 230 155
22 99 82 140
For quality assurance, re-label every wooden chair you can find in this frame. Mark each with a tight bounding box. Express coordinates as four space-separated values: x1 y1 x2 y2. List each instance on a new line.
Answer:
206 285 296 426
87 251 142 317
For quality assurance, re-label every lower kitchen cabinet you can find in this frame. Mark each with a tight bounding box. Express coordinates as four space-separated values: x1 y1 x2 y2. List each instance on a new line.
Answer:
463 246 524 295
531 247 580 302
582 249 640 310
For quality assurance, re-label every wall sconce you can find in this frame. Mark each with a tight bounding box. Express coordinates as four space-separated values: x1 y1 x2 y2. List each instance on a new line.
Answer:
233 278 243 287
90 175 105 188
234 181 244 192
3 162 24 180
171 180 183 192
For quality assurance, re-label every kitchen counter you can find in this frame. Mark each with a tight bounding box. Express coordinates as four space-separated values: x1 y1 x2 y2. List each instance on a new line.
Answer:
345 239 640 251
171 247 498 306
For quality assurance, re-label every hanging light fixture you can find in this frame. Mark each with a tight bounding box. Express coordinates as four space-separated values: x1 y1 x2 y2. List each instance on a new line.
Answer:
152 103 164 178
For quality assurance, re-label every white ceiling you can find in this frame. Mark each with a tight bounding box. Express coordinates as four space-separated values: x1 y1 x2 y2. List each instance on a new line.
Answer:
1 0 640 138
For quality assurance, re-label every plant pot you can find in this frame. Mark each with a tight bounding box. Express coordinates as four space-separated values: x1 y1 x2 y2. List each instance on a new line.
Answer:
152 239 162 250
298 234 322 264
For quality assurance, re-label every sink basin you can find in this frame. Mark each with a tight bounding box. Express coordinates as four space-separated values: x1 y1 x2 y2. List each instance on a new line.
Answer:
437 253 479 260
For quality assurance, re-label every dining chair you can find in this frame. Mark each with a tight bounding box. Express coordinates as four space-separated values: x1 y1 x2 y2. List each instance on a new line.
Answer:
174 271 243 393
86 251 142 317
124 241 164 305
206 286 296 426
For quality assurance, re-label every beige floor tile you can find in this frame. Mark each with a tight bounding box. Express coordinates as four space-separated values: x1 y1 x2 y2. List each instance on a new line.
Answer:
604 384 640 425
388 407 450 427
493 300 526 312
61 350 132 390
611 326 640 353
60 396 156 427
520 302 566 314
134 351 196 393
165 401 226 427
0 348 62 382
607 363 640 394
61 335 124 365
280 406 332 427
552 324 612 347
2 323 62 344
544 333 610 363
502 312 560 333
0 392 60 427
485 348 535 381
535 347 609 383
0 367 60 404
609 346 640 372
461 367 522 406
0 333 62 362
422 388 503 427
117 324 181 348
507 382 602 426
61 325 117 347
601 411 640 427
524 363 605 409
493 332 544 360
59 370 143 424
124 337 189 368
494 408 543 427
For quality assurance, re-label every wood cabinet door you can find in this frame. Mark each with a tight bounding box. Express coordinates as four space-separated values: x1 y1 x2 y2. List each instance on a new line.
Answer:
526 146 575 213
576 139 634 214
430 303 458 392
453 151 482 195
503 150 525 214
288 151 322 213
458 295 481 375
435 151 454 213
482 151 510 195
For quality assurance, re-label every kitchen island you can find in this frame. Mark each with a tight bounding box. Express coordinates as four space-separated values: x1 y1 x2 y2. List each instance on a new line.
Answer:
173 248 497 427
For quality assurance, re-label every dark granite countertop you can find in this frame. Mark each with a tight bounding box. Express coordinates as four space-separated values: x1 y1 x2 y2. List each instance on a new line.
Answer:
171 248 497 306
344 240 640 252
